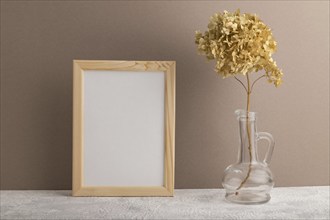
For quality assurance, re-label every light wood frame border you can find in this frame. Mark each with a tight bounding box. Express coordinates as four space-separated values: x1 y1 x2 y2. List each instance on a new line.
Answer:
72 60 175 197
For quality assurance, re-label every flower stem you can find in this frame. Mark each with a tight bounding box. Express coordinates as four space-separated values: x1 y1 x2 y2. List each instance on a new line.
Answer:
235 73 253 194
251 75 265 93
234 76 248 93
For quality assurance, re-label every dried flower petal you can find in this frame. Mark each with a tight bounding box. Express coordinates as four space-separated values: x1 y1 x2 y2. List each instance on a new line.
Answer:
195 10 283 87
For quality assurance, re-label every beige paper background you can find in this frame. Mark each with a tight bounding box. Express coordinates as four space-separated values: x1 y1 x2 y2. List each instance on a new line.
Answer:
1 1 329 189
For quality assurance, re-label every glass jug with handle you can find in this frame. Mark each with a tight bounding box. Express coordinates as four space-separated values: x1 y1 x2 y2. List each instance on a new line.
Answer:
222 109 275 204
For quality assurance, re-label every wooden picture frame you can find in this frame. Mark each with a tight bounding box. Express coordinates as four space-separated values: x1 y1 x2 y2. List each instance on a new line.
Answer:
72 60 175 197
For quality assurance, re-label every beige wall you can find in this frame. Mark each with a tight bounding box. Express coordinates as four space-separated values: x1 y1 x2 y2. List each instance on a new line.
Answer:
1 1 329 189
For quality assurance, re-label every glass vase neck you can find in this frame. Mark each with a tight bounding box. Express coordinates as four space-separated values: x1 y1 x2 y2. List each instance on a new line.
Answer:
235 109 258 163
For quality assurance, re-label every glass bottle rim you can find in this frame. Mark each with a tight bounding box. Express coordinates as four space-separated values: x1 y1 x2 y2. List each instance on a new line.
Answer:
235 109 257 120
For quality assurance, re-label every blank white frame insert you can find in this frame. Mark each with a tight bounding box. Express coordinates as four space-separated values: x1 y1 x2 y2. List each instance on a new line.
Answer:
83 70 165 186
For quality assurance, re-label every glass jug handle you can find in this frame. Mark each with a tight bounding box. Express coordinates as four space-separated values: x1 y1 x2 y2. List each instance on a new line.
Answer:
257 132 275 165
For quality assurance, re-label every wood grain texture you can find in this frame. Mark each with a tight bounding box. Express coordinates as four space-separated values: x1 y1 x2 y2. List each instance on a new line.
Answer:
72 60 175 197
74 186 172 197
164 62 176 195
72 61 83 196
74 60 173 72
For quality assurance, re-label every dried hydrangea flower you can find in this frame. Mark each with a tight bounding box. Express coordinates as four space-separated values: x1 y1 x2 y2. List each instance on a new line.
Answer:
195 9 283 87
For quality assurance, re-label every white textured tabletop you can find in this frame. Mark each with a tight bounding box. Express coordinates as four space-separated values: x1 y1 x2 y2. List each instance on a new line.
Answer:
1 186 329 220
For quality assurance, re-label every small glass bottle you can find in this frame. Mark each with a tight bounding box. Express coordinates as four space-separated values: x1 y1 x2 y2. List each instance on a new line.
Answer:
222 110 275 204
